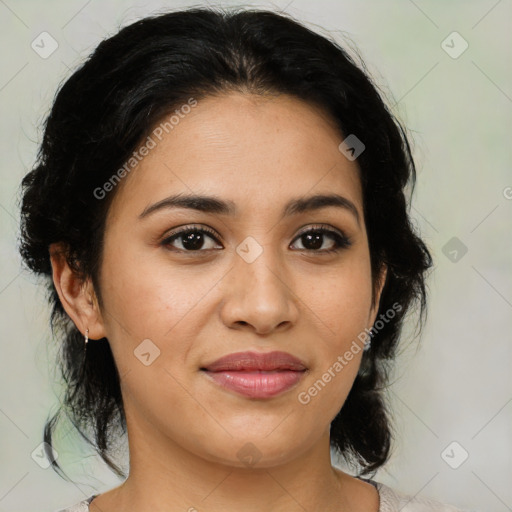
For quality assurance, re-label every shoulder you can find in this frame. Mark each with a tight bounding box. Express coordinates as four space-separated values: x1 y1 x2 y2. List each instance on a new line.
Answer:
373 481 474 512
56 495 97 512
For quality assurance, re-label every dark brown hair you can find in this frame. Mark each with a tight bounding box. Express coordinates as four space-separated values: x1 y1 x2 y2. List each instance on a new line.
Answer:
19 6 432 480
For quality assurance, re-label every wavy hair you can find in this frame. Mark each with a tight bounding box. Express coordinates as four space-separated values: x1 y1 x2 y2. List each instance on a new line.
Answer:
19 6 432 480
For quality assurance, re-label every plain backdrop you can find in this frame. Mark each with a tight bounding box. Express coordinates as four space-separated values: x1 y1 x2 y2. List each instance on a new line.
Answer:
0 0 510 511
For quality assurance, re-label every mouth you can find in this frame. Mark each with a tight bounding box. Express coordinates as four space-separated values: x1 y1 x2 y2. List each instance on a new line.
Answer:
200 351 307 399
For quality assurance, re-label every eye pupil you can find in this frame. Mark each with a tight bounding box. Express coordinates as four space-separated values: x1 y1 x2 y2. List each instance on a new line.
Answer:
165 226 347 254
303 231 323 250
182 231 205 250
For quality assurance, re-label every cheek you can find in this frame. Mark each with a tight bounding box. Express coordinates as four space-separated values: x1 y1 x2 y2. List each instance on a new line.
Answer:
298 256 374 339
293 256 373 401
98 244 227 366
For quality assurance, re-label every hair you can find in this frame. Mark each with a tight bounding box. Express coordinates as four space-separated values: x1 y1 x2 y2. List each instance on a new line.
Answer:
19 6 432 480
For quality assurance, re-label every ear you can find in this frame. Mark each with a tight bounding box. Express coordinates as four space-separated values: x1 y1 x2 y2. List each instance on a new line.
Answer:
49 242 106 341
368 263 388 327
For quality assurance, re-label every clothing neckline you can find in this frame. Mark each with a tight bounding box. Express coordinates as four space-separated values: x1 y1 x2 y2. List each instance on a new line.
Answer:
85 479 382 511
87 494 98 505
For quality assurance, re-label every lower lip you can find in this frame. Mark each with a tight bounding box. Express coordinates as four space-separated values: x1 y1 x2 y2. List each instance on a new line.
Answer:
202 370 305 398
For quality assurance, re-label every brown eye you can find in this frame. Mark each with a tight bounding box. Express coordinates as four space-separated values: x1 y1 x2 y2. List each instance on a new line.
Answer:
162 227 222 252
290 226 351 253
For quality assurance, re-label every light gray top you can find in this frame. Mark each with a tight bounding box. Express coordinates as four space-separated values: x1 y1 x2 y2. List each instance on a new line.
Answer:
57 480 473 511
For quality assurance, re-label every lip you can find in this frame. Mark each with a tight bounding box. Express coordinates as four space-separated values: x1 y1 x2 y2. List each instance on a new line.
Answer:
201 351 307 399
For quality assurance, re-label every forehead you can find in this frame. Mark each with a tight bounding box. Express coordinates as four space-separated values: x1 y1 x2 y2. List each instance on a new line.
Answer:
108 92 363 219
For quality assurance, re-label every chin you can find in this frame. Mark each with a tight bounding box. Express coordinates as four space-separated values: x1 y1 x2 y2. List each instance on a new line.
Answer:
194 428 316 469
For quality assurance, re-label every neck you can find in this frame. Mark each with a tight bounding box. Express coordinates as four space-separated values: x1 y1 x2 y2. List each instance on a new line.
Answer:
99 411 362 512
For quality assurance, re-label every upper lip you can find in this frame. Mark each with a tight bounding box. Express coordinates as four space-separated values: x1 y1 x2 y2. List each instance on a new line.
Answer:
201 351 307 372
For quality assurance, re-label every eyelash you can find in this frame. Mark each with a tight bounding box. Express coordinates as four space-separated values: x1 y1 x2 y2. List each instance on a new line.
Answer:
161 224 352 254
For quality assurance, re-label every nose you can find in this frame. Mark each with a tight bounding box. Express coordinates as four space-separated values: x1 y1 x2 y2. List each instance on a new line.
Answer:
219 246 300 335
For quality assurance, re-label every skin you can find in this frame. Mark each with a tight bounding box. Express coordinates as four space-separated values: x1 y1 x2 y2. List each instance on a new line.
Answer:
50 92 387 512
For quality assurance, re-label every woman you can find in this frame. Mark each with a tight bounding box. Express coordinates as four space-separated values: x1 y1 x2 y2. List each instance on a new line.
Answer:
19 6 470 512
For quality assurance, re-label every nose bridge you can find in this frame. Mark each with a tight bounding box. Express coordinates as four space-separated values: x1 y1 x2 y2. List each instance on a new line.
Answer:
220 236 298 333
237 239 285 293
237 236 290 301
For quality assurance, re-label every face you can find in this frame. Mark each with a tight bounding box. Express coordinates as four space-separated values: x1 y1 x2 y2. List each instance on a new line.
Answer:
87 92 385 468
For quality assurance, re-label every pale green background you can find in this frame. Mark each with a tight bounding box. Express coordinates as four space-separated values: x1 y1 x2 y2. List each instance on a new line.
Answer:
0 0 511 510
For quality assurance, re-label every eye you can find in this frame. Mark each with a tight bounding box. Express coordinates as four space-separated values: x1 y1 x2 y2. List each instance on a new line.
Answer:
161 225 222 252
161 224 351 254
290 225 352 253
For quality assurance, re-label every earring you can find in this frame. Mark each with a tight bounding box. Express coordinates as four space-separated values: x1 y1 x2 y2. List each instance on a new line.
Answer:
363 329 373 352
84 328 89 346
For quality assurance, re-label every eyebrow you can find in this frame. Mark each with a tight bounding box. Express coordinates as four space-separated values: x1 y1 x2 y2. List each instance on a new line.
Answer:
139 192 360 225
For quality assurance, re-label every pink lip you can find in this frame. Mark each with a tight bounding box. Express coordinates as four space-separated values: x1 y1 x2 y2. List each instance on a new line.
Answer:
201 351 307 399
